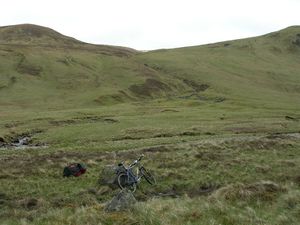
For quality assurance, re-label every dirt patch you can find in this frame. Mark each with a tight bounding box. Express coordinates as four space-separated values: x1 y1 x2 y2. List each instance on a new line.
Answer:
113 129 205 141
182 79 209 92
225 126 268 134
57 56 94 70
94 91 135 105
73 115 106 121
187 184 220 198
112 136 143 141
285 115 298 121
214 97 226 102
129 79 171 97
135 64 160 77
155 189 180 198
179 131 202 136
265 132 292 139
112 133 171 141
178 93 225 103
49 116 119 126
4 121 25 128
160 109 179 113
103 118 119 123
142 145 169 153
16 54 42 76
18 198 43 210
17 63 42 76
49 119 76 126
153 133 175 138
143 63 165 72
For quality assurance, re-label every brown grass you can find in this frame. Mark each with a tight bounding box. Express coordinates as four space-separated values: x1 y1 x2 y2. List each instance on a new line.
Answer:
211 180 286 201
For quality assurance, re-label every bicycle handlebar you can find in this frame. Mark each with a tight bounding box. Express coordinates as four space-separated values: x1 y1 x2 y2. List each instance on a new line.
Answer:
129 154 144 167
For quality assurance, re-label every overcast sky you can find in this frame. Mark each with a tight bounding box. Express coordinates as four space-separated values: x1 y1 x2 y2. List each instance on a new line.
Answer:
1 0 299 50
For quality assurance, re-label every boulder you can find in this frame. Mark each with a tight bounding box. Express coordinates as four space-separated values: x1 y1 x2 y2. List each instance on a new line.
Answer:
12 137 31 147
19 137 31 145
98 165 119 189
105 189 136 212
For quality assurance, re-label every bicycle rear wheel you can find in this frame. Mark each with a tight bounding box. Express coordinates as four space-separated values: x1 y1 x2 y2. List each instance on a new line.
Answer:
140 167 156 185
117 173 137 192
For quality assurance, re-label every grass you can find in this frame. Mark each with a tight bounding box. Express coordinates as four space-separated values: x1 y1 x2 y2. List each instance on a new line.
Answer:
0 24 300 224
0 133 300 225
0 100 299 224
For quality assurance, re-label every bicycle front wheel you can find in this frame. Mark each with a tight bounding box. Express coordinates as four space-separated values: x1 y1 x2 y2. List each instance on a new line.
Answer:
140 167 156 185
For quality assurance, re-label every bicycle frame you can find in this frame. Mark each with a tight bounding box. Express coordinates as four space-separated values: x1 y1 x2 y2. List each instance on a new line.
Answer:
118 158 144 186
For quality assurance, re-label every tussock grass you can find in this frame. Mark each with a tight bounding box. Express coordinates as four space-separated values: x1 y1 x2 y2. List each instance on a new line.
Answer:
211 180 286 201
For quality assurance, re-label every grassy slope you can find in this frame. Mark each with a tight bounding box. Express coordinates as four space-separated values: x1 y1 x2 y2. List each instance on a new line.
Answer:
1 25 299 110
135 26 300 109
0 24 300 225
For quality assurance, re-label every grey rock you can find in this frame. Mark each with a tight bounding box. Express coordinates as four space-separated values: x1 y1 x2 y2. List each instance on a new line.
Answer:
19 137 30 145
98 165 118 189
13 137 31 147
105 189 136 212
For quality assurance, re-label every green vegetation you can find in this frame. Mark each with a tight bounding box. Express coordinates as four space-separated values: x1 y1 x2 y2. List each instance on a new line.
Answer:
0 24 300 225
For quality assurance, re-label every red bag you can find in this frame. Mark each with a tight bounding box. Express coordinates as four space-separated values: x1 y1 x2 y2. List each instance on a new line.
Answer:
63 163 87 177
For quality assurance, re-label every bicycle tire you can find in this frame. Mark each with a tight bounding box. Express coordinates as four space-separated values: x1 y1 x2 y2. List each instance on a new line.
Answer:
140 167 156 185
117 173 137 192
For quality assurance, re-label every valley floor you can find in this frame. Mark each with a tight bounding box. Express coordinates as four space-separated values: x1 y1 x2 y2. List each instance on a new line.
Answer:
0 100 300 225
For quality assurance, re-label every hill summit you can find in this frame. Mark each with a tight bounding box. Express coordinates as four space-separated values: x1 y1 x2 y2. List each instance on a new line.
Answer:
0 24 83 46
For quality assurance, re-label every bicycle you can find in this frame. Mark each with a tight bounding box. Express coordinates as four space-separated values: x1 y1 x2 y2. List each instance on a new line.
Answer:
116 154 156 192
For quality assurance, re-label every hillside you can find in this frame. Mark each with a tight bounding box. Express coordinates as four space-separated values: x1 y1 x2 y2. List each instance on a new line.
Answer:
0 24 299 110
136 26 300 109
